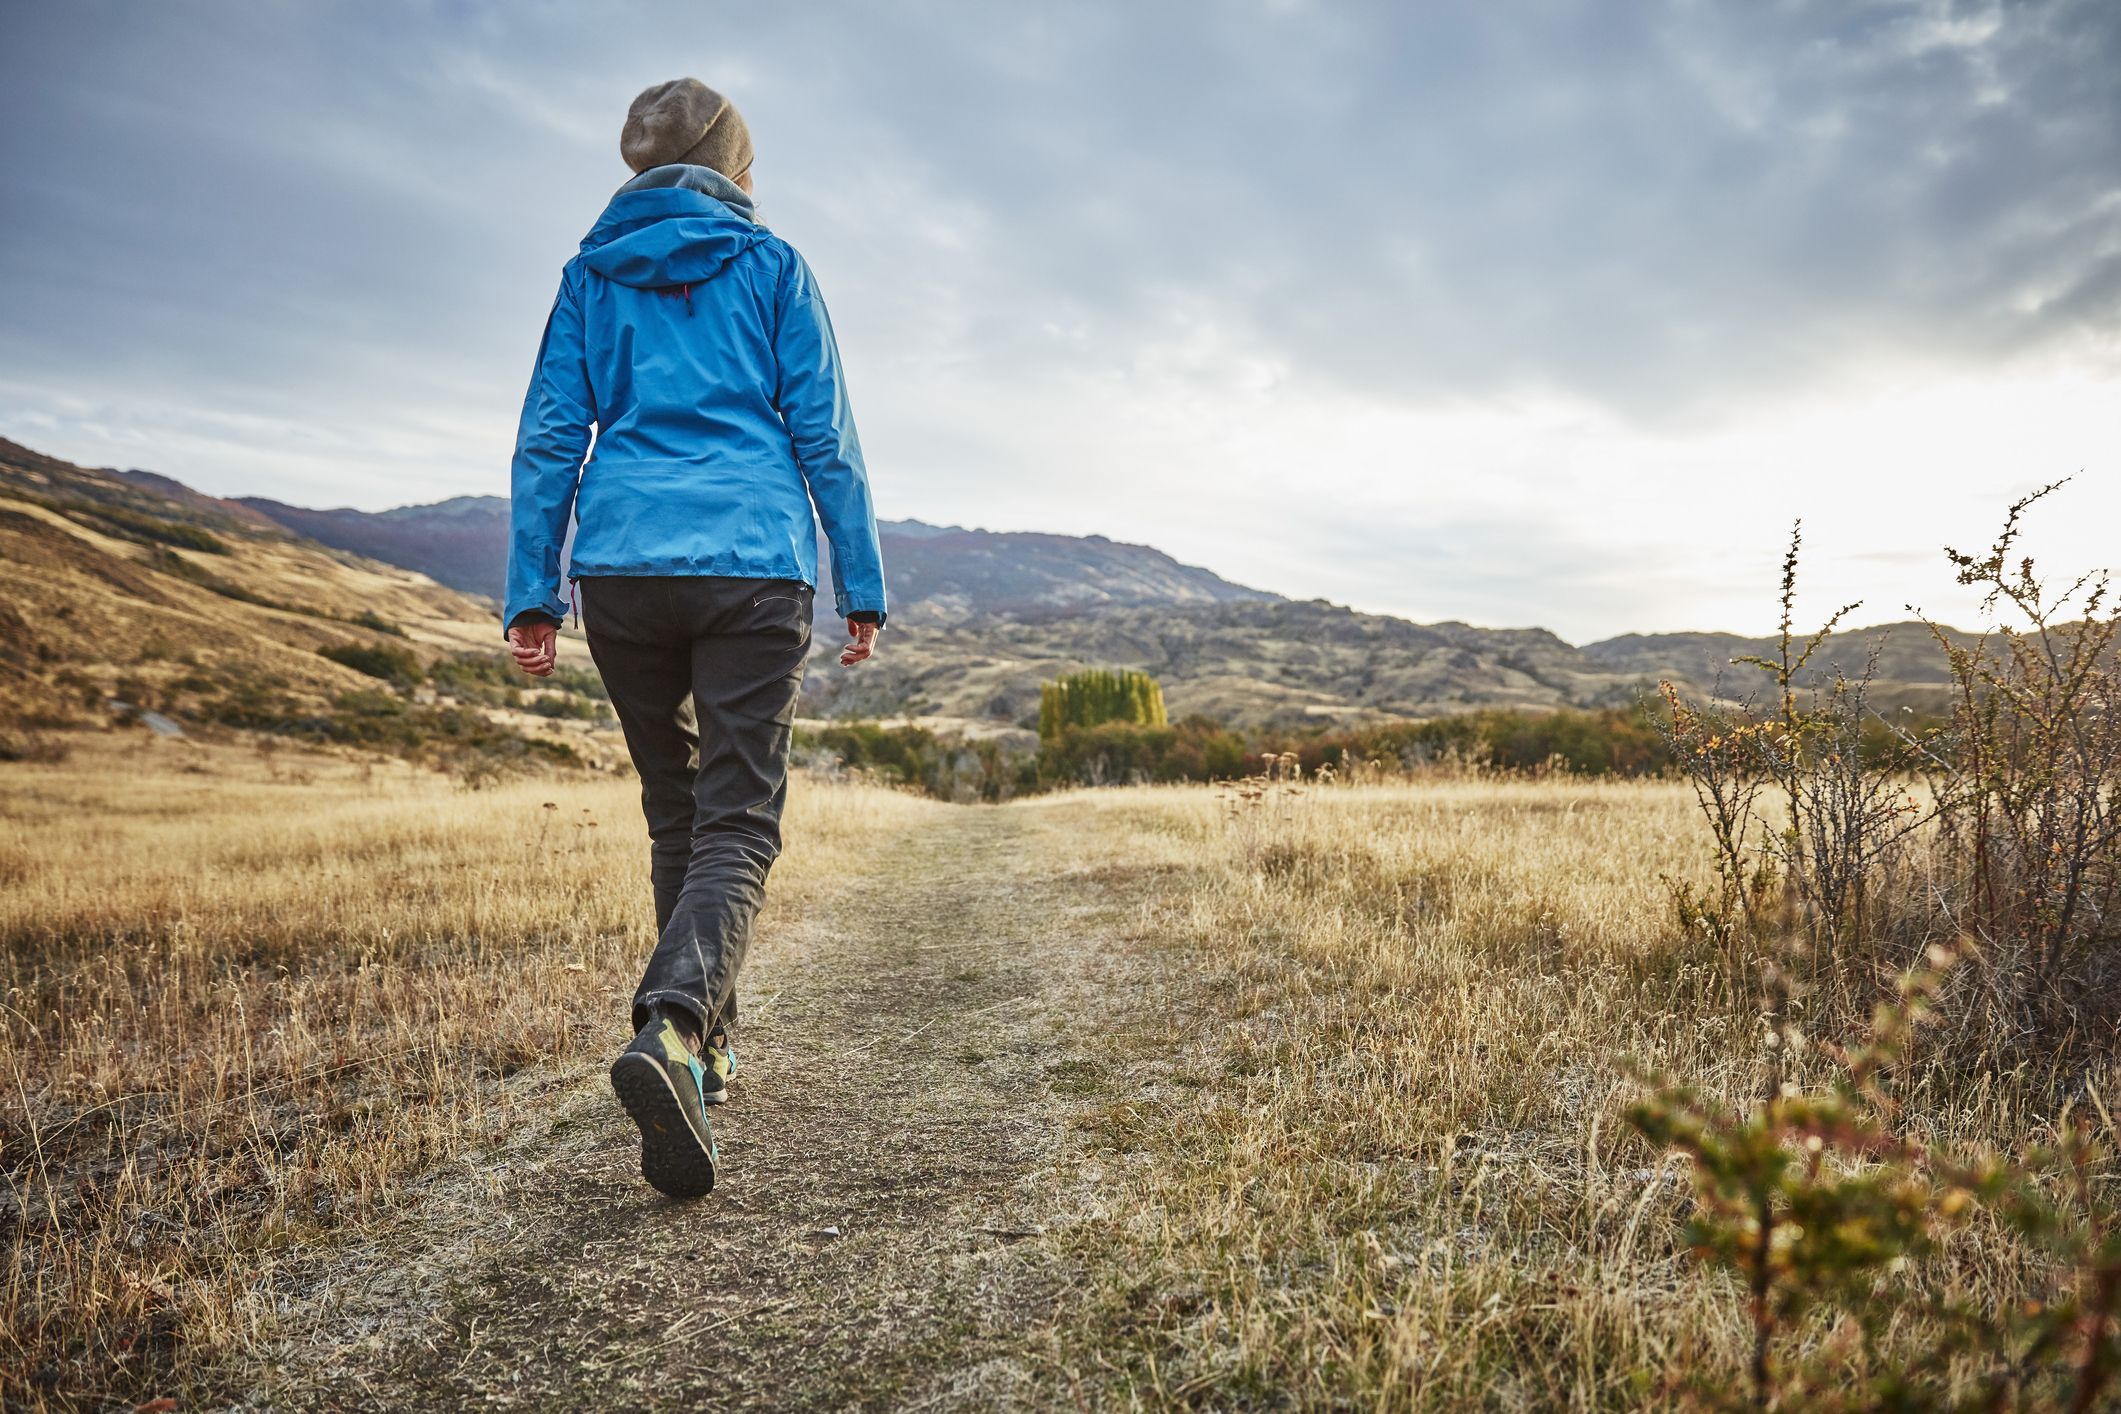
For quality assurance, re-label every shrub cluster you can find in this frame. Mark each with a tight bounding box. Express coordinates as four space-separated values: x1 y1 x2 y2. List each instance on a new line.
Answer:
1658 493 2121 1047
1634 491 2121 1405
794 721 1028 803
64 503 228 553
319 640 421 685
142 641 613 780
200 679 576 771
802 705 1683 800
1296 706 1672 778
1036 706 1675 788
1036 716 1248 787
1038 667 1167 739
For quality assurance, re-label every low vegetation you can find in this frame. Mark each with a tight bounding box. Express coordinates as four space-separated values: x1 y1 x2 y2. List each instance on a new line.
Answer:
67 642 615 781
140 546 325 619
794 720 1028 803
803 702 1678 799
21 496 234 555
318 639 422 684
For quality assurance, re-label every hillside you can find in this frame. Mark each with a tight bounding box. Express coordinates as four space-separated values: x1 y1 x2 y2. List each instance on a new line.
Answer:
1581 622 1966 712
237 493 512 605
0 438 609 764
800 598 1658 727
871 521 1276 621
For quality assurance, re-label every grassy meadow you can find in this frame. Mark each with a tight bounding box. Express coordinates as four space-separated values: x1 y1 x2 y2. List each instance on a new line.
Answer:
0 733 940 1407
1063 777 2114 1406
3 727 2113 1408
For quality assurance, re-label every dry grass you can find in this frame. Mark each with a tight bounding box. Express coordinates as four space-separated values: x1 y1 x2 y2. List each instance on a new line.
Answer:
0 732 938 1409
1050 777 2105 1409
7 744 2100 1409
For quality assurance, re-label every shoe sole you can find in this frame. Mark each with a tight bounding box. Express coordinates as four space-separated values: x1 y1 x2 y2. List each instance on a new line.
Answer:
610 1053 718 1198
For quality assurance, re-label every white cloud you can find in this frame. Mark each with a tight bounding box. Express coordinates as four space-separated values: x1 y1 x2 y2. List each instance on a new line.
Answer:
0 0 2115 638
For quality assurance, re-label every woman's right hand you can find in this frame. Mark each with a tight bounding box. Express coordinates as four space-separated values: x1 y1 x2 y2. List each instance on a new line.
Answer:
508 620 557 677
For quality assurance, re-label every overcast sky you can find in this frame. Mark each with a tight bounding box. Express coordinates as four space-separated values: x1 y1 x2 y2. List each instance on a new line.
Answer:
2 1 2115 640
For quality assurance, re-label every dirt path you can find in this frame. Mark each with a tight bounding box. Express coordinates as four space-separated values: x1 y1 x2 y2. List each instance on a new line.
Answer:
251 800 1166 1411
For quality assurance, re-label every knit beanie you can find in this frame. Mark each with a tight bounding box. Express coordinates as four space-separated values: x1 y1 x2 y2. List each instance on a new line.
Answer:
620 78 754 181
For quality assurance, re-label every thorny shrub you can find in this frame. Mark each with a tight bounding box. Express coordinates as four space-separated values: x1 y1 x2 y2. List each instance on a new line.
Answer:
1637 486 2121 1408
1631 947 2121 1409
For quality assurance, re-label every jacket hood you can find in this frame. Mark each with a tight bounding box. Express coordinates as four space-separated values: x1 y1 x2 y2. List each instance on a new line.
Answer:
579 164 767 289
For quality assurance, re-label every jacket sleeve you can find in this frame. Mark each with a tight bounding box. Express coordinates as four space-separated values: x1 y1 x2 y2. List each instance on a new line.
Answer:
771 251 887 623
503 267 594 635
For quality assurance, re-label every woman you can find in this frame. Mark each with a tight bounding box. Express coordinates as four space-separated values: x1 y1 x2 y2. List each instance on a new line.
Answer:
505 78 887 1198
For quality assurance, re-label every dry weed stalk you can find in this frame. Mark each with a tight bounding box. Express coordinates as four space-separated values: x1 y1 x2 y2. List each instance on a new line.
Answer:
1637 490 2121 1408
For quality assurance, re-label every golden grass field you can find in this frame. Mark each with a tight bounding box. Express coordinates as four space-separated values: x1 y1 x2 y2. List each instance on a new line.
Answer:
1 734 943 1405
3 733 2101 1408
1062 780 2100 1406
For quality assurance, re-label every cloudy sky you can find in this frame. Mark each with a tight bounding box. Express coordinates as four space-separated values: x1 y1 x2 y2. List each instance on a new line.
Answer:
2 1 2115 640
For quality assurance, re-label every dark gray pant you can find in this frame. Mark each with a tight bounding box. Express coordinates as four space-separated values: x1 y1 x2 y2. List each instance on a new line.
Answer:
579 574 813 1037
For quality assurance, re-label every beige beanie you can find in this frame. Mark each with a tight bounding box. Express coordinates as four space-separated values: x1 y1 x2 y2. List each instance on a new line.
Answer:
620 78 754 180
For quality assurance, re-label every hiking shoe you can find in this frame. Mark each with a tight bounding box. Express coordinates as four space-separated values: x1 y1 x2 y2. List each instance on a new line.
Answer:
702 1026 735 1106
610 1010 718 1198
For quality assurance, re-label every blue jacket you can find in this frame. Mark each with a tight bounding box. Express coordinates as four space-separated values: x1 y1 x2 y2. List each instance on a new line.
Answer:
504 164 887 631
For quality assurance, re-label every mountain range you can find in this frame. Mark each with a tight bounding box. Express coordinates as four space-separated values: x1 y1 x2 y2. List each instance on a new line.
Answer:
1 435 1968 734
226 492 1278 625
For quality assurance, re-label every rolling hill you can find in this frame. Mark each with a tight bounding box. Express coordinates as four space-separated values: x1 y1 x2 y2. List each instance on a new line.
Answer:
869 521 1276 621
234 493 513 605
4 435 1980 736
799 600 1654 727
1581 623 1968 713
0 438 613 765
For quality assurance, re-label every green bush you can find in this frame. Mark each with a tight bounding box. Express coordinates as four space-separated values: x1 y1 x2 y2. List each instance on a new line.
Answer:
1038 668 1167 739
801 720 937 776
799 705 1677 800
525 692 608 721
68 504 228 554
796 722 1033 802
1037 708 1671 788
322 692 574 763
1038 716 1248 787
319 641 421 685
1304 707 1673 778
549 664 609 701
427 653 517 705
427 653 604 707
